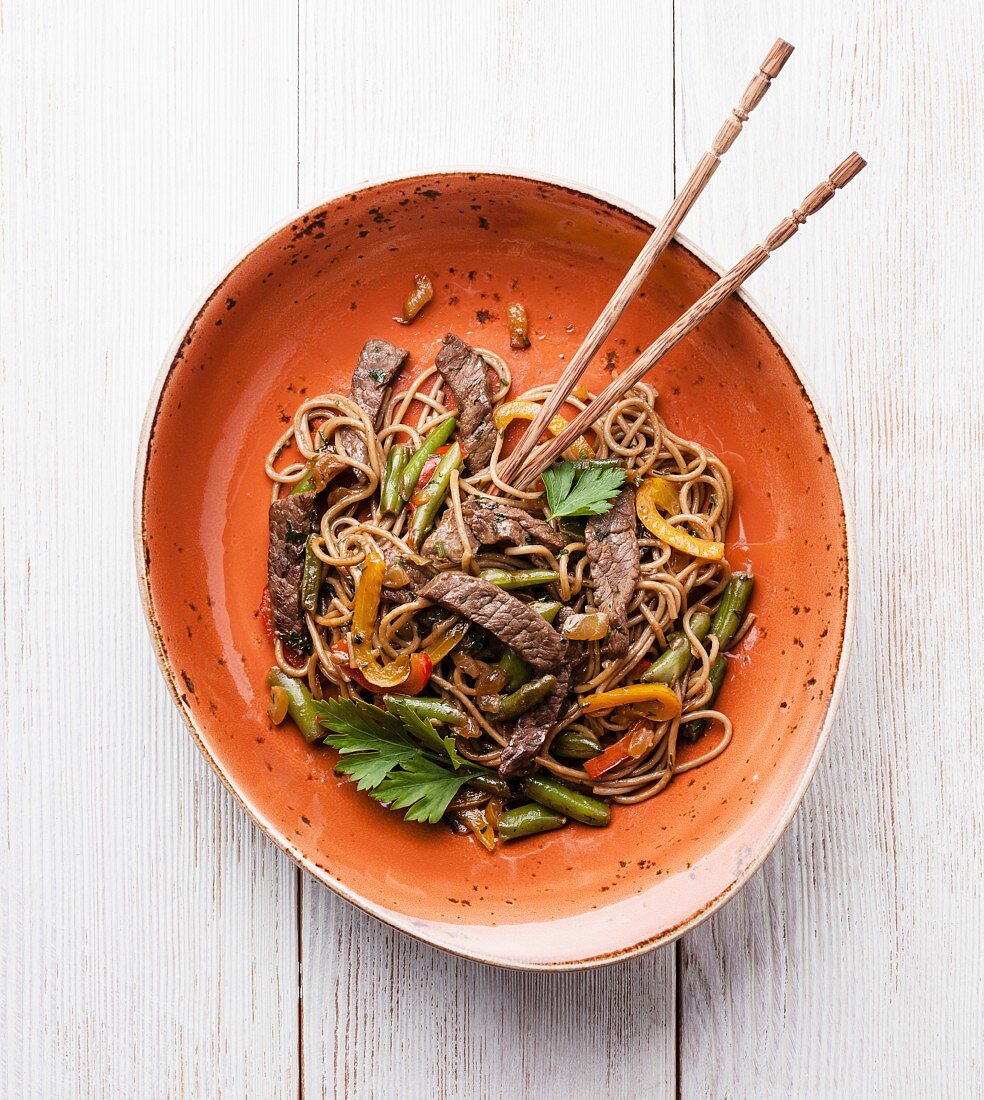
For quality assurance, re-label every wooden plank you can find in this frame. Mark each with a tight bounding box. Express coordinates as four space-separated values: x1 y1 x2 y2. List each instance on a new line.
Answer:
303 906 676 1100
296 2 677 1097
674 4 984 1096
0 3 300 1096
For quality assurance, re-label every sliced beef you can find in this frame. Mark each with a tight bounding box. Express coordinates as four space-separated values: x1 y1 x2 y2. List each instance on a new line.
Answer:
498 665 571 778
585 486 639 660
498 608 584 778
337 338 408 479
419 571 567 670
421 497 564 565
421 506 476 564
463 498 567 552
267 490 317 647
434 334 494 473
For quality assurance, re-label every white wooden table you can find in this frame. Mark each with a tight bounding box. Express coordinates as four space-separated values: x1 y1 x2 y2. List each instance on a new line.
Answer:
3 2 981 1096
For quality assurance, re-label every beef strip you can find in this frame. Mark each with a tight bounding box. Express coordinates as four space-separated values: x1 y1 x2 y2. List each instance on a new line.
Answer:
337 338 408 480
434 334 494 473
498 608 583 778
418 571 567 670
463 498 567 552
421 497 565 565
267 490 317 647
421 506 477 564
498 666 571 777
585 486 640 660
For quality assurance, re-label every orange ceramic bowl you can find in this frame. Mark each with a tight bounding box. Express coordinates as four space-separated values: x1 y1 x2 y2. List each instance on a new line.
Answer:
136 171 852 969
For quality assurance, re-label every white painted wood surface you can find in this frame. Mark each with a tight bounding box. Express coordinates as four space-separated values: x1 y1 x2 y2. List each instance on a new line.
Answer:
1 1 980 1097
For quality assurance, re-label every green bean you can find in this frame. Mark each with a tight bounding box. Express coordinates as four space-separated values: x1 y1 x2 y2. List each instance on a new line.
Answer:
494 674 557 720
640 612 711 684
680 656 728 743
710 573 755 651
469 773 512 798
400 417 457 499
380 444 410 515
566 458 621 473
291 472 315 495
497 601 561 689
498 649 533 692
479 567 560 591
530 600 562 623
383 695 465 726
408 443 463 547
551 729 602 760
265 668 322 743
300 535 325 614
521 776 611 827
498 802 567 841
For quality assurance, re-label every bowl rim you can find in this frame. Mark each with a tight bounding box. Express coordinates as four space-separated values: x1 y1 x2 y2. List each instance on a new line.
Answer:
134 167 855 971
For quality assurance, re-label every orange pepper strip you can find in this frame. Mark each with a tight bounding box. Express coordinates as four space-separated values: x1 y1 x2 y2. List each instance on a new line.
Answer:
636 477 724 561
583 733 635 778
583 718 658 778
579 682 681 719
381 652 432 696
493 399 594 459
350 547 412 688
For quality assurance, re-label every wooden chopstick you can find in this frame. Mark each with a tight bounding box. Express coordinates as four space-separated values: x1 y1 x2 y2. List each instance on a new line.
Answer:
497 37 795 486
513 152 867 489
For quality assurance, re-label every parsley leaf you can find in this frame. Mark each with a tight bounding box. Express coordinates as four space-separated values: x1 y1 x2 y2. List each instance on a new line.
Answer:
314 695 484 823
370 756 483 824
384 696 464 769
542 460 627 520
314 697 416 789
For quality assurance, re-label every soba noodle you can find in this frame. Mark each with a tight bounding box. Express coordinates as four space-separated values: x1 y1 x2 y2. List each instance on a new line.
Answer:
264 347 749 809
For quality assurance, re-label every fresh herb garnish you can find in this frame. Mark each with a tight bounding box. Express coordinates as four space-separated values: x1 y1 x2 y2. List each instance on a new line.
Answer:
368 367 388 385
371 755 481 824
542 460 627 520
384 696 463 769
314 696 485 823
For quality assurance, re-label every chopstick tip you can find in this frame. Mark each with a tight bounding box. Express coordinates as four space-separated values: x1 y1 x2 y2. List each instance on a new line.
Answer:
762 39 795 76
832 152 867 188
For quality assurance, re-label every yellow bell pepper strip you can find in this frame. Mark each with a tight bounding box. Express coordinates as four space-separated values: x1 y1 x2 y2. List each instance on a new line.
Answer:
456 805 496 851
636 476 725 561
424 618 470 663
349 547 413 689
493 399 594 459
643 475 681 514
579 682 682 719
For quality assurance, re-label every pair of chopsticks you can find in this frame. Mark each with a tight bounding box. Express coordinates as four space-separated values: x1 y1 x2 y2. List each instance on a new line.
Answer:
499 39 865 490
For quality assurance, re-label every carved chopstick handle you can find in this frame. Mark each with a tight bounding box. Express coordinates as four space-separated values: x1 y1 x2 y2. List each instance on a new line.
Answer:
516 152 867 488
497 38 795 487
